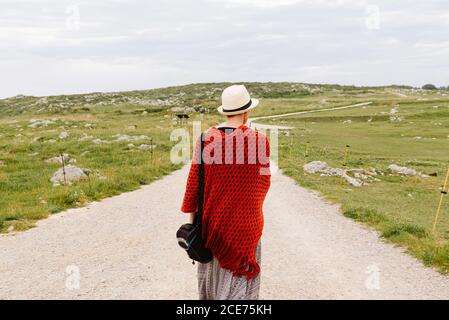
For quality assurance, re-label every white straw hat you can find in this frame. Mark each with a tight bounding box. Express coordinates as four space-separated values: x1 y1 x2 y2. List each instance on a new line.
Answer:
217 85 259 115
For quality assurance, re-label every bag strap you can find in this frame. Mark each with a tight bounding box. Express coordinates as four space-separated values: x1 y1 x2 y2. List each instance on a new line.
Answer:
194 132 205 226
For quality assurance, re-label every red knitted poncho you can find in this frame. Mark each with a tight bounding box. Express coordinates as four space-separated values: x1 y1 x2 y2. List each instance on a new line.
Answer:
181 125 271 279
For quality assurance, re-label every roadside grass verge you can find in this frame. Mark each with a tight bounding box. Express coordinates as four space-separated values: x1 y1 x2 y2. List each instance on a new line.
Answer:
270 97 449 273
0 106 217 233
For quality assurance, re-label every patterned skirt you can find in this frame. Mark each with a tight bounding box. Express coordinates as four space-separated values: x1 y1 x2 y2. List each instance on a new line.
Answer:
197 241 261 300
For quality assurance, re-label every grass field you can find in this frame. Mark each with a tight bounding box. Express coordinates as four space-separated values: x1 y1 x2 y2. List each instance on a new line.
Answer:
259 90 449 272
0 85 227 232
1 82 449 273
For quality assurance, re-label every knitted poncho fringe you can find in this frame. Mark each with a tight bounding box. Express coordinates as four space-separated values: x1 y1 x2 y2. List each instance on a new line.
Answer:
181 125 271 279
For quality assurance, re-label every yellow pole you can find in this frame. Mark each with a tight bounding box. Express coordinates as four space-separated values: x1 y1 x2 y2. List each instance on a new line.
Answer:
432 168 449 234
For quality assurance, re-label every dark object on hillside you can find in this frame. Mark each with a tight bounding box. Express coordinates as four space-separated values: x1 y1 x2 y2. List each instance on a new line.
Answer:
176 113 190 119
429 172 438 177
176 113 190 125
422 84 437 90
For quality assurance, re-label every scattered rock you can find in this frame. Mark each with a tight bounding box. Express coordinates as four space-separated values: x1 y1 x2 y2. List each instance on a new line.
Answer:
388 164 426 177
0 160 5 167
112 134 150 142
303 161 364 187
78 133 94 141
92 139 111 144
348 168 381 182
28 119 55 128
80 151 90 156
390 116 402 122
46 153 69 164
171 107 185 113
343 120 352 124
59 131 69 139
45 153 77 165
138 144 156 151
50 165 88 186
304 161 328 174
46 139 57 144
127 143 135 149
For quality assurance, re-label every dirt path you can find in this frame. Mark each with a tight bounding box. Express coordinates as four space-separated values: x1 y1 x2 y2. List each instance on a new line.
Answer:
1 164 449 299
249 101 373 123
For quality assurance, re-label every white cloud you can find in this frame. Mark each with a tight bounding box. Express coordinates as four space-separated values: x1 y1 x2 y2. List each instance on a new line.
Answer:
213 0 304 8
0 0 448 97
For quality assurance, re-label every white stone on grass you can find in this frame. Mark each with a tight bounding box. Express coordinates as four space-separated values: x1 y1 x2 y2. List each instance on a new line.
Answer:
50 165 88 186
388 164 417 176
28 119 55 128
46 153 73 165
92 139 111 144
112 134 150 142
59 131 69 139
78 133 94 141
138 144 156 151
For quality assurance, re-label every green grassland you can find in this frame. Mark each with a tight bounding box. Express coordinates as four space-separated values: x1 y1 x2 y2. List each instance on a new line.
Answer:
1 82 449 273
260 91 449 272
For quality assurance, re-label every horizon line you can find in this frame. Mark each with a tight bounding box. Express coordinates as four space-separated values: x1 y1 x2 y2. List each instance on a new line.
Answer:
0 81 445 100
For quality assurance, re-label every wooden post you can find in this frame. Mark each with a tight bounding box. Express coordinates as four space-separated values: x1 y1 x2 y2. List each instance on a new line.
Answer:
61 154 67 185
150 137 154 161
305 141 310 159
343 145 350 167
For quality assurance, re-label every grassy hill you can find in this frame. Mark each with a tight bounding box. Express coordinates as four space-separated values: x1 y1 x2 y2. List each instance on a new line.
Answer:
1 82 449 272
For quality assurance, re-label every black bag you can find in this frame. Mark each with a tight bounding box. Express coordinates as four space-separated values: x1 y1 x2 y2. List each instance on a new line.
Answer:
176 133 213 264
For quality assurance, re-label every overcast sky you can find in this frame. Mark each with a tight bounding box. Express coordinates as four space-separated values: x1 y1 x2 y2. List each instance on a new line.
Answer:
0 0 448 98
